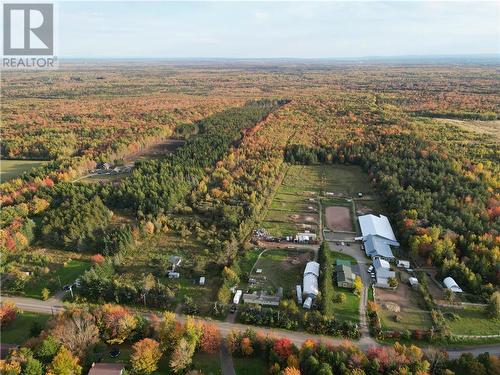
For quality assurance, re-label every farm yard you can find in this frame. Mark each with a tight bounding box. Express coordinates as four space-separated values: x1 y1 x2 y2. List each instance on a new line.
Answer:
0 159 45 182
260 165 323 237
375 280 433 332
247 248 315 297
325 206 353 232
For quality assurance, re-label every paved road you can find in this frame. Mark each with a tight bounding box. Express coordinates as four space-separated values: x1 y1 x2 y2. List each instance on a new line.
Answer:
5 295 500 359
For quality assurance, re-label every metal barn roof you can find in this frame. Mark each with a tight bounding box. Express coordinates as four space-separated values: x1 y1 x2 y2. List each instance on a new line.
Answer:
358 214 397 242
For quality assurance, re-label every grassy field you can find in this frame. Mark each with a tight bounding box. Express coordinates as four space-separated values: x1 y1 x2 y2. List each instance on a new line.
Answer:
233 357 267 375
250 248 314 296
24 259 91 299
442 306 500 336
1 159 45 182
1 312 51 344
192 353 222 375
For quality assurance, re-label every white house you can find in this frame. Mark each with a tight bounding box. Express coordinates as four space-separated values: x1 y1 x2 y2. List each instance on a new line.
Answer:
443 277 463 293
373 258 396 288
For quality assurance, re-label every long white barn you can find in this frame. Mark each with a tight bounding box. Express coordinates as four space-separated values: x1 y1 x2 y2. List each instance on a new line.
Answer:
359 214 399 260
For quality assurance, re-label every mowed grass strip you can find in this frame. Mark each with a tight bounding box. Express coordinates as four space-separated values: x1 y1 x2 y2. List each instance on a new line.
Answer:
0 160 45 182
442 306 500 336
24 259 91 299
1 312 50 344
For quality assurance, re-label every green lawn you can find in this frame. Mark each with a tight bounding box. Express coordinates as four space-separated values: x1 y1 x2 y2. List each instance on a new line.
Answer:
192 353 222 375
252 248 314 295
333 287 360 322
330 251 357 263
233 356 268 375
1 159 45 182
1 312 50 344
442 306 500 336
24 259 91 299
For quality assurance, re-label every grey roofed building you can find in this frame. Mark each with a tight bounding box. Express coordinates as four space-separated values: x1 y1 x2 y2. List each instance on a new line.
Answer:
363 234 399 260
373 257 396 288
336 264 356 288
358 214 397 241
88 363 125 375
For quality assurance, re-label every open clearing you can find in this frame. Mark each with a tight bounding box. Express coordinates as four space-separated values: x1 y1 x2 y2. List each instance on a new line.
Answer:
249 248 314 297
1 159 45 182
441 306 500 336
1 312 51 344
375 281 432 331
325 206 353 232
435 118 500 142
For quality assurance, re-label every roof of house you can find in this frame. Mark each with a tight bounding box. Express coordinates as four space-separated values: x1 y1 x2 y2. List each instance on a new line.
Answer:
88 363 124 375
337 264 355 284
373 257 391 270
376 272 396 286
336 259 351 266
443 277 463 293
304 261 320 277
303 273 319 296
363 234 398 259
358 214 397 242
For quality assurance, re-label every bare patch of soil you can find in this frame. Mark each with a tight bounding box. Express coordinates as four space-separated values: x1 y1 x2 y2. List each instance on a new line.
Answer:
325 206 352 231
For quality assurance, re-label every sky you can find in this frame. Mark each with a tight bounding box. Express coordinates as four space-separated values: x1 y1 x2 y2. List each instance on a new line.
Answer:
58 1 500 58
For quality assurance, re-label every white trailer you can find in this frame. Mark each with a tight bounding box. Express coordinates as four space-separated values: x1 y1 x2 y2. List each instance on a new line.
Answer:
296 285 303 305
233 290 243 304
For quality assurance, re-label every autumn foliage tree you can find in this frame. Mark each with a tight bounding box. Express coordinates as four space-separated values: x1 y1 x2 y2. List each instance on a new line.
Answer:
0 301 18 327
46 346 82 375
199 323 221 353
97 304 138 344
130 338 163 375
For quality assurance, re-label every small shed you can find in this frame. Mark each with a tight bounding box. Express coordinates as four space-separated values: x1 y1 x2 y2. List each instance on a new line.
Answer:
168 256 182 270
199 277 205 286
397 260 410 269
443 277 463 293
296 285 303 305
255 269 263 274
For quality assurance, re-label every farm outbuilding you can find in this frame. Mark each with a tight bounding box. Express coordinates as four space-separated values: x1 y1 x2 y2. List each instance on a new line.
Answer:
359 214 397 242
303 261 320 297
296 232 317 242
443 277 463 293
373 257 396 288
363 234 399 260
